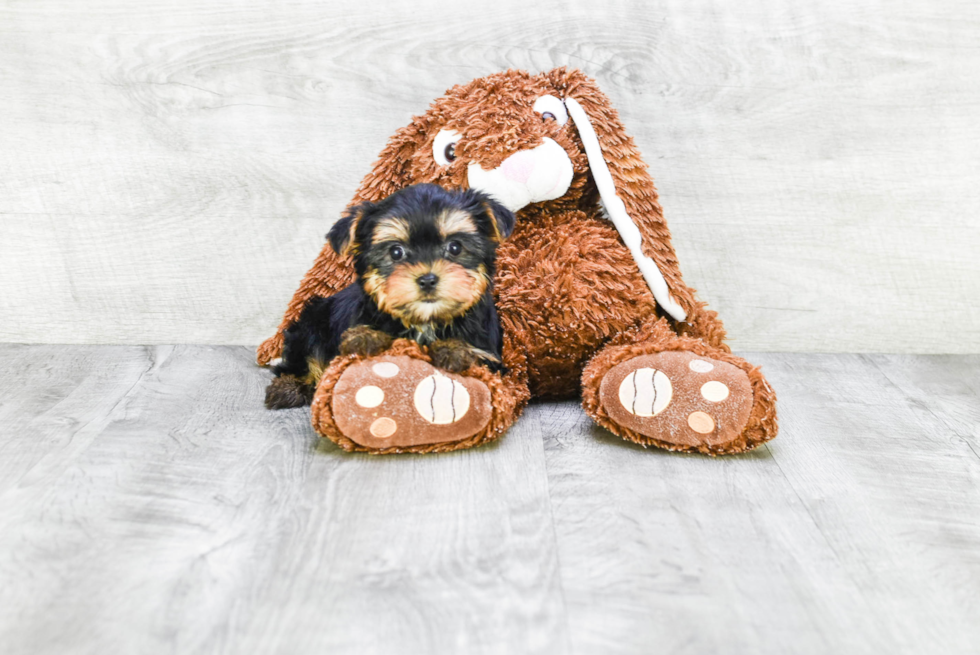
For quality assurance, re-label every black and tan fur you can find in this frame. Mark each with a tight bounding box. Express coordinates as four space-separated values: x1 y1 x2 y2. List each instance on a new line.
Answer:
265 184 514 409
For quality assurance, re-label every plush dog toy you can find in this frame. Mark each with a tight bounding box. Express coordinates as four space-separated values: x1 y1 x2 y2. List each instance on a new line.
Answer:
258 67 778 455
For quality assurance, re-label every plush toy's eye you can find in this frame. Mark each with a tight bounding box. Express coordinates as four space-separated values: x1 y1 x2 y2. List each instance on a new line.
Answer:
389 244 405 261
446 240 462 256
432 129 461 167
533 95 568 126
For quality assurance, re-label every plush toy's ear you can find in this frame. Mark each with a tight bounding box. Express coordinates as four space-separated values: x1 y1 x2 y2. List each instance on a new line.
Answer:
328 202 374 256
481 197 516 240
548 68 695 323
348 114 434 204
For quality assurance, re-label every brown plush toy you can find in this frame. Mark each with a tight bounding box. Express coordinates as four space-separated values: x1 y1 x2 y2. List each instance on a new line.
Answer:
258 67 778 455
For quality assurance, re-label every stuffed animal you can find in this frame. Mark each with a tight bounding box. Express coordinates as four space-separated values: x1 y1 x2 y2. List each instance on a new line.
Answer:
258 67 778 455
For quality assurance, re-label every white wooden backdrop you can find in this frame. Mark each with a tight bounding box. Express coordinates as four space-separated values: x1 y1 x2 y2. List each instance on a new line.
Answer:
1 0 978 352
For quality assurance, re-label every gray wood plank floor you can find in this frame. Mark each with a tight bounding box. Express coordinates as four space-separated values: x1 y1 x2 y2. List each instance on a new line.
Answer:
0 345 977 655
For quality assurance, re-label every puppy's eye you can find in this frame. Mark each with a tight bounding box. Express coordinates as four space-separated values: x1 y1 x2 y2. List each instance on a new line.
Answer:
446 240 462 256
532 95 568 127
432 129 461 167
389 245 405 261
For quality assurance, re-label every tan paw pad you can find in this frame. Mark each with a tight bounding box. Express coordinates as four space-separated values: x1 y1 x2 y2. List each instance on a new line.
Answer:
689 359 714 373
355 385 385 408
617 368 672 417
700 380 729 402
414 373 470 424
372 362 400 378
331 355 493 450
687 411 715 434
370 417 398 439
599 351 753 448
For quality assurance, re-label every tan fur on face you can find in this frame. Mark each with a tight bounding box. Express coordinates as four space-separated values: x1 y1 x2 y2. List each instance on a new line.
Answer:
372 217 411 244
381 262 430 313
480 202 503 241
361 268 389 311
433 260 488 308
342 219 359 257
436 210 478 239
369 260 489 326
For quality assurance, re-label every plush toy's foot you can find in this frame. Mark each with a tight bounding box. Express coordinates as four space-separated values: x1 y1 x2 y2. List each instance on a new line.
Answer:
310 341 527 454
331 355 492 449
583 340 777 455
599 350 753 450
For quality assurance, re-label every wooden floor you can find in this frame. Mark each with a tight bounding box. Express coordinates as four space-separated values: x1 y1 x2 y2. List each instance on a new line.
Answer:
1 345 978 655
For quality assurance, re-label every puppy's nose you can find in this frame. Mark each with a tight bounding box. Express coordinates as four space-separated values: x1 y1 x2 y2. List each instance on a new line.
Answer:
417 273 439 291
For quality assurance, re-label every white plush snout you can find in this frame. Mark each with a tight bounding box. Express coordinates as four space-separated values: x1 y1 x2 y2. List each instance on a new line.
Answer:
467 138 573 212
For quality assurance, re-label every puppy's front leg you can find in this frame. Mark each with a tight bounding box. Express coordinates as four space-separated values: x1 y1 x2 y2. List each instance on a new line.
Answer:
429 339 479 373
339 325 394 357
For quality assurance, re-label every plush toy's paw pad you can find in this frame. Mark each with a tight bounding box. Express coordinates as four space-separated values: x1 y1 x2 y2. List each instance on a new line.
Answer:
331 356 492 449
599 351 752 448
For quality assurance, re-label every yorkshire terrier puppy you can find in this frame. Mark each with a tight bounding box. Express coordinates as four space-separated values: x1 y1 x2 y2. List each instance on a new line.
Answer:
265 183 515 409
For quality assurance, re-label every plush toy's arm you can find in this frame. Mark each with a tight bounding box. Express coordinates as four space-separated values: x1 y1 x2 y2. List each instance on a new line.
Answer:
257 246 355 365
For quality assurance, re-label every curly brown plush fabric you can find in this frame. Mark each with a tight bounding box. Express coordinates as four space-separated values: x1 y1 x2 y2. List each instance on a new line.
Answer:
261 67 778 455
581 317 777 455
311 340 529 455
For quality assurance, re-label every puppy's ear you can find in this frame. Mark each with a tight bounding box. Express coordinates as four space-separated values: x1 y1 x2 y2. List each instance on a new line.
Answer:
328 202 373 256
481 197 516 240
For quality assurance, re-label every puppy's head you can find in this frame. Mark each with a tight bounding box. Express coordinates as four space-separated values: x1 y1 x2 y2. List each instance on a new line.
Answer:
328 184 515 326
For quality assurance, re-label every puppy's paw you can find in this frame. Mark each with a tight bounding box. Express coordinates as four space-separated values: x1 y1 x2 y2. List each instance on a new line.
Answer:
266 375 314 409
339 326 394 357
429 339 478 373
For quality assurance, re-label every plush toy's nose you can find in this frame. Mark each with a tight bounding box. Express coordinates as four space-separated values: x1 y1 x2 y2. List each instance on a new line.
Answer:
500 150 535 184
417 273 439 291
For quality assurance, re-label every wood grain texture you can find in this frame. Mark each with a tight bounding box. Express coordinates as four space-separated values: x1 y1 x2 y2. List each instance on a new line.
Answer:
1 346 979 654
0 345 568 655
542 352 980 654
1 0 978 351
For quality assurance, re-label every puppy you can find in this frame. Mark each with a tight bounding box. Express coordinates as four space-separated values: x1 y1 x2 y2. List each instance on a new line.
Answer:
265 183 515 409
